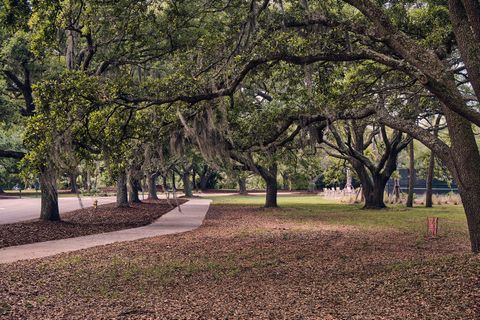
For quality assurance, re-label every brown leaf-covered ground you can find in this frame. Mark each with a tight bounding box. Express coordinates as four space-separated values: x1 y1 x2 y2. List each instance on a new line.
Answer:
0 202 479 319
0 199 186 249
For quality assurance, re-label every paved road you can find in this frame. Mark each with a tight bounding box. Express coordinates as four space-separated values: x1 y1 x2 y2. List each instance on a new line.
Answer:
0 196 116 225
0 199 211 264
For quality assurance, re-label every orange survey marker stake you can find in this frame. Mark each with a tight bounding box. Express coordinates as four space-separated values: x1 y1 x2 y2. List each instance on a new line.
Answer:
427 217 439 237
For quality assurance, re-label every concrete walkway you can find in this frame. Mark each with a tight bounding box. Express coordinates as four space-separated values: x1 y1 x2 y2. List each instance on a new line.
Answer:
0 196 117 225
0 199 211 264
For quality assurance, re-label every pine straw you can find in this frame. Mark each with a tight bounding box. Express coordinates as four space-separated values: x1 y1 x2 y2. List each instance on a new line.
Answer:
0 204 478 319
0 199 186 249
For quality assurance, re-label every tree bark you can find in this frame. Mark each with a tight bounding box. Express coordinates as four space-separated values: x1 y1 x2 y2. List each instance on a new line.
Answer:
161 174 168 192
171 171 176 190
116 171 129 207
361 175 387 209
192 168 197 190
199 165 211 191
261 164 278 208
128 169 142 203
66 29 76 70
39 169 60 221
265 175 278 208
345 168 353 192
443 108 480 253
426 116 441 208
238 177 247 195
394 178 400 203
182 171 193 197
281 172 290 190
425 151 435 208
147 172 159 199
81 171 88 190
406 140 415 207
69 173 78 193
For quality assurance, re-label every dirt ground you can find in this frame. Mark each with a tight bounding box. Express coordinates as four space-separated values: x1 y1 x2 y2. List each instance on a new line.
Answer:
0 203 479 319
0 199 185 249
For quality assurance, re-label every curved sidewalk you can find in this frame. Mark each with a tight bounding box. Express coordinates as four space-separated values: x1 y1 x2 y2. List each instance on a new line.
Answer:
0 198 211 264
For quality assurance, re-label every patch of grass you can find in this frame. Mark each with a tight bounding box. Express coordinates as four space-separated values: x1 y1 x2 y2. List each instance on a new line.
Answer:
210 195 468 238
69 255 247 298
52 255 87 268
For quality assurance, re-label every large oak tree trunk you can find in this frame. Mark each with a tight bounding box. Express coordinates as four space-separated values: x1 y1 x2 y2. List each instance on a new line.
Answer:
147 173 158 200
406 141 415 207
352 161 389 209
116 171 129 207
265 176 278 208
362 176 387 209
261 164 278 208
182 172 193 197
39 170 60 221
444 108 480 253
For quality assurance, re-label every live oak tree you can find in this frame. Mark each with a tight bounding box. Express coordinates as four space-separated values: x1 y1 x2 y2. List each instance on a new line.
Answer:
322 119 411 208
6 0 480 254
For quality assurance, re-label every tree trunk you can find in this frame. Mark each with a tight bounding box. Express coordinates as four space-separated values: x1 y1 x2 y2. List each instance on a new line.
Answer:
199 176 209 191
87 170 91 191
282 172 290 190
345 168 353 192
265 176 278 208
81 171 90 191
40 170 60 221
199 165 211 191
457 185 480 254
443 108 480 253
147 172 159 200
182 172 193 197
238 177 247 195
262 164 278 208
116 171 129 207
128 171 142 203
362 175 387 209
171 171 176 190
161 174 168 192
192 168 197 190
425 151 435 208
69 173 78 193
394 178 400 203
426 116 441 208
66 29 76 70
406 140 415 207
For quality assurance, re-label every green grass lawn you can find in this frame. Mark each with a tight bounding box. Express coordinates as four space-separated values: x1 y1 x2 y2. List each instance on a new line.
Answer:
207 194 468 239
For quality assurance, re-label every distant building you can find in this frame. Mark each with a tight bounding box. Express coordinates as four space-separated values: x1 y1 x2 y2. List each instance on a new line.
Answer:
386 168 457 195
